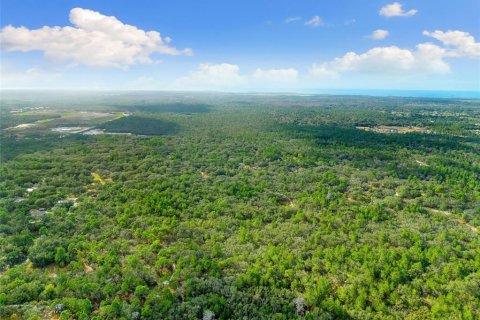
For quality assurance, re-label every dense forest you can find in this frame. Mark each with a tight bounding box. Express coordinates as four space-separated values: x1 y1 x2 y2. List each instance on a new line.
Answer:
0 91 479 319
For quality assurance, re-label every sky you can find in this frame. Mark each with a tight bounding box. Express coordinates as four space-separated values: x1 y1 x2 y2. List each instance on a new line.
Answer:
1 0 479 92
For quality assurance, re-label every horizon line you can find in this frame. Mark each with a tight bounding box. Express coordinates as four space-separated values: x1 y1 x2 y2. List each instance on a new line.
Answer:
1 88 479 99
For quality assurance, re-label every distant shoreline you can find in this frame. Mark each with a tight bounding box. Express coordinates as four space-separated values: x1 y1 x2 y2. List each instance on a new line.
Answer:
304 89 480 99
1 89 479 100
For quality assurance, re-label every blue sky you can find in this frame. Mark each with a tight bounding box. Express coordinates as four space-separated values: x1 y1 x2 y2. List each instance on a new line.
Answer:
1 0 479 91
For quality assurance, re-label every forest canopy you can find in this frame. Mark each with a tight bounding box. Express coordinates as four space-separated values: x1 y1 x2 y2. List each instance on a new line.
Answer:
0 92 479 319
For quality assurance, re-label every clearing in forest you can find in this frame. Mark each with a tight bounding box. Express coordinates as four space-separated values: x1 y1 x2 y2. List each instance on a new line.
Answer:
356 125 430 134
91 172 112 185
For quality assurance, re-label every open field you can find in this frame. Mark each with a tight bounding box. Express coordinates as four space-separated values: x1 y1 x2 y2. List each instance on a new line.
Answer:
2 111 127 136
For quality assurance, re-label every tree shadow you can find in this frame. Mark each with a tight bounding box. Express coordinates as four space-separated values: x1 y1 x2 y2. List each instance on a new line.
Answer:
283 124 479 154
118 103 212 114
98 116 181 136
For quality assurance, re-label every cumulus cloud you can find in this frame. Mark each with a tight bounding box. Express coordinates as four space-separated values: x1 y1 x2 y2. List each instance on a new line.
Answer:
310 44 449 77
380 2 417 17
253 68 298 82
370 29 389 40
174 63 245 90
305 16 324 27
174 64 298 90
310 29 479 79
423 30 480 58
285 16 302 23
0 8 192 68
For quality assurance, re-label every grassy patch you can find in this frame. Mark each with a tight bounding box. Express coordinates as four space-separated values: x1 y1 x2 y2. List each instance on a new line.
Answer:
91 172 111 185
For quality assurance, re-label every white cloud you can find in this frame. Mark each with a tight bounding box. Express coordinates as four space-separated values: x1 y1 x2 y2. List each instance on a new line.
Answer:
174 64 298 90
174 63 245 90
423 30 480 58
370 29 389 40
285 16 302 23
305 16 324 27
310 44 449 77
253 68 298 82
0 8 192 68
310 29 480 79
379 2 417 17
309 64 339 78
